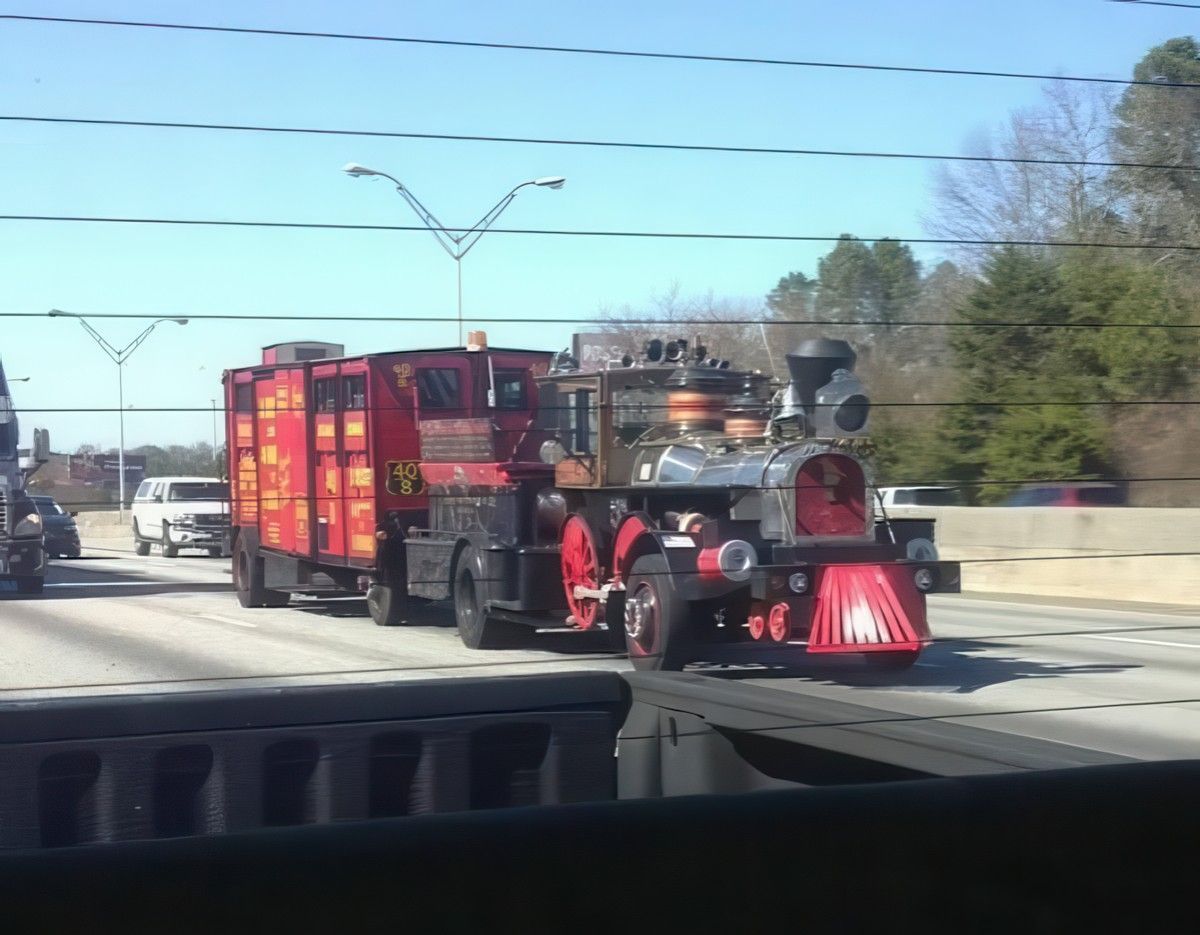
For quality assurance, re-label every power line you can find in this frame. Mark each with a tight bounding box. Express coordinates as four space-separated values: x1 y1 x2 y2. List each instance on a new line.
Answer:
6 310 1199 329
13 401 1200 414
1 13 1193 89
1109 1 1200 9
5 114 1198 174
6 213 1200 252
31 478 1200 513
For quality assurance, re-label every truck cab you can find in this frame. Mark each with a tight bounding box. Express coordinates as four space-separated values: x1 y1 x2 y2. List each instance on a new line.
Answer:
0 360 49 594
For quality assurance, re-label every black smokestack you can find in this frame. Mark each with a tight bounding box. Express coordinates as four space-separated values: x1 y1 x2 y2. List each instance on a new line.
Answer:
784 338 856 411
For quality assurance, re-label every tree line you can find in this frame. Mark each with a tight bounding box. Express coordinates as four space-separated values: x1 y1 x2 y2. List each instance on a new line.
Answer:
607 37 1200 506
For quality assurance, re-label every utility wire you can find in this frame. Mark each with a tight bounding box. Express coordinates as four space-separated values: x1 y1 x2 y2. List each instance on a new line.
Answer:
1109 1 1200 9
6 213 1200 252
9 310 1200 329
1 14 1194 89
4 114 1198 174
13 401 1200 414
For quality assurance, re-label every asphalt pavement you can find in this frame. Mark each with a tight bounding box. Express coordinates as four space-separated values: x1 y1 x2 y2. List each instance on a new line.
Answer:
1 541 1197 761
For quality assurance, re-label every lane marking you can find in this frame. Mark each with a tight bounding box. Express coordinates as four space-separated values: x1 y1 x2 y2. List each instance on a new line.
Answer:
1079 634 1200 651
47 580 218 588
197 613 258 629
930 596 1200 623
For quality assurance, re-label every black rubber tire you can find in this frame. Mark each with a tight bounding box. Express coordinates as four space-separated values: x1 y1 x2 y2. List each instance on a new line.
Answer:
161 522 179 558
604 592 628 651
133 521 152 556
452 548 527 650
624 554 691 671
367 583 408 626
16 575 44 595
206 548 222 559
863 650 920 671
233 536 290 609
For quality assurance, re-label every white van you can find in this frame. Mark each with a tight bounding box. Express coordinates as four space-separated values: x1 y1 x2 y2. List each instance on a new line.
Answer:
131 477 231 557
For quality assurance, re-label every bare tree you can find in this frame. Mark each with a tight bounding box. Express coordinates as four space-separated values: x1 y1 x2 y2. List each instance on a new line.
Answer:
925 81 1120 267
596 285 790 378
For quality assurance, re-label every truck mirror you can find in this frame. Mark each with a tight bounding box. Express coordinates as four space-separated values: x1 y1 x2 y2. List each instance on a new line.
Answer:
32 427 50 463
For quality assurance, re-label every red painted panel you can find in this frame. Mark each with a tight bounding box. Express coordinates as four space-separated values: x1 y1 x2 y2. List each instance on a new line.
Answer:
806 564 930 653
795 454 868 537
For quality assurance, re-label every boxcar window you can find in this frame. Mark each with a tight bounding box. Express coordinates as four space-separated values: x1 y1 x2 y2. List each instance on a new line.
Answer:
342 374 366 410
494 370 526 410
417 368 461 409
313 378 337 413
234 383 253 412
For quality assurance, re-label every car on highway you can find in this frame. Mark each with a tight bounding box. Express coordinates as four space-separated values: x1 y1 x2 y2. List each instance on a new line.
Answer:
30 495 80 559
131 476 231 557
876 485 966 508
1000 483 1127 507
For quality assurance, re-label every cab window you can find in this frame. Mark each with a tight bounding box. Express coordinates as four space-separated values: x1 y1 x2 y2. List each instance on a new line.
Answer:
493 370 526 410
564 388 598 454
417 368 461 409
313 378 337 413
134 481 152 500
342 374 366 410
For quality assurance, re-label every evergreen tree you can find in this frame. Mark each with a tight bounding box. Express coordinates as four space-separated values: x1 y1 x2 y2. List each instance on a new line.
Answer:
815 235 881 322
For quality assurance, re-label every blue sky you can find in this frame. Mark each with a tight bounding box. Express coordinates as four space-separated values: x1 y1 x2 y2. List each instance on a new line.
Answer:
1 0 1195 449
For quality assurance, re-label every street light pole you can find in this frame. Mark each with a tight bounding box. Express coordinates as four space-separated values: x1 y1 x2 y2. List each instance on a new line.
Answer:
342 165 565 345
48 310 188 520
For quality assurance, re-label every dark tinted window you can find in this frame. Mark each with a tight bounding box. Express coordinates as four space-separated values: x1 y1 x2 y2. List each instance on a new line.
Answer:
168 483 229 501
894 488 964 506
342 374 366 410
1004 487 1060 507
33 498 63 516
418 369 461 409
494 370 526 410
313 378 337 413
234 384 253 412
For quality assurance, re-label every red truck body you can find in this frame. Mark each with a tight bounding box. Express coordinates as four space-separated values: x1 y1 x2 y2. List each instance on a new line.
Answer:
223 340 549 584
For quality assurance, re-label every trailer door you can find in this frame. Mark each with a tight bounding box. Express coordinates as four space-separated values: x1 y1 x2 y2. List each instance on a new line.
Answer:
340 363 375 567
312 365 344 564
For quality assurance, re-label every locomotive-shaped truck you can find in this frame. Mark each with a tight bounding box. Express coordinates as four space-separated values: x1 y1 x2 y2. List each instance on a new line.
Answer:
224 334 958 670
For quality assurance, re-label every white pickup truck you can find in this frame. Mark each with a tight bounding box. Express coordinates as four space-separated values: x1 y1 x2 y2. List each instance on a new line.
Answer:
131 476 231 558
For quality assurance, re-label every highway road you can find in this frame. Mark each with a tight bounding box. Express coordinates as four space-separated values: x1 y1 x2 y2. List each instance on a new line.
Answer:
2 544 1197 761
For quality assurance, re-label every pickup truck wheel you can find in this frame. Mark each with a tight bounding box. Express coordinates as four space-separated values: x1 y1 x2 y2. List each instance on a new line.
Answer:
16 575 44 595
161 522 179 558
132 521 152 556
624 554 690 671
453 548 526 650
233 537 289 608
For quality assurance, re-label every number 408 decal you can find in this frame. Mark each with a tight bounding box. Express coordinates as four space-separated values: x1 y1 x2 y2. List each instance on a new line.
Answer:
386 460 425 496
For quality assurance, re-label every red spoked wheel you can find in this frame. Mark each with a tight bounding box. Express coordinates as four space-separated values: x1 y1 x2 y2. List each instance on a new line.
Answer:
561 514 601 629
768 602 792 643
748 612 766 641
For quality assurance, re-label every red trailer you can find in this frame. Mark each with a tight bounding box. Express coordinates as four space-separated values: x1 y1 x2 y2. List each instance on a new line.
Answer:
222 337 550 624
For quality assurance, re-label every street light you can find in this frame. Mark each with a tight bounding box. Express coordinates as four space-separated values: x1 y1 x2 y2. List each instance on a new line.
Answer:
342 163 565 344
47 310 188 519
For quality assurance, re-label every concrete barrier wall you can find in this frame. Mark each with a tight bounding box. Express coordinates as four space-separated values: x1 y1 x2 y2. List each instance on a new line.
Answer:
889 506 1200 606
76 507 1200 605
76 510 129 539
